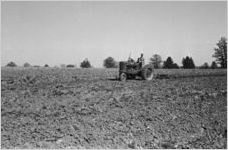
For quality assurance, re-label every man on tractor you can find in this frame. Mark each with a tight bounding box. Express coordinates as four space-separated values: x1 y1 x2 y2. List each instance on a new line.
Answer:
137 53 145 68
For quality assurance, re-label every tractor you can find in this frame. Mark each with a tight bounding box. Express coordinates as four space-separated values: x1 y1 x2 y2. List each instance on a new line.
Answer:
119 57 154 81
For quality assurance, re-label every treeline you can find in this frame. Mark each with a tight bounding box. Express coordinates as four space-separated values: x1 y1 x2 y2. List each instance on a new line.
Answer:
5 57 116 69
5 59 93 68
5 37 227 69
148 36 226 69
4 56 219 69
149 55 219 69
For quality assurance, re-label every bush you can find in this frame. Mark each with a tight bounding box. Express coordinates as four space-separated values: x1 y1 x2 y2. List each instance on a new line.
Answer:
199 62 209 69
80 58 92 68
6 61 17 67
172 63 179 69
211 61 218 69
103 57 117 68
23 62 31 67
60 64 66 68
66 64 75 68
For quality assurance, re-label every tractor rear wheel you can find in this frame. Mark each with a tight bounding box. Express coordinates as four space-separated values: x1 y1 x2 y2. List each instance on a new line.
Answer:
120 73 127 81
141 65 154 81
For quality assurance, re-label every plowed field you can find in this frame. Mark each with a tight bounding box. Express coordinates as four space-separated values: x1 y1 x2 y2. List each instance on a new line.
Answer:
1 68 227 148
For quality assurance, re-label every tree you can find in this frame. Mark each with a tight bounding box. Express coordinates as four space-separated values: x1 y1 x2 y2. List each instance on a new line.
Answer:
211 61 218 69
80 58 92 68
182 56 195 69
150 54 162 69
44 64 49 67
213 37 227 68
103 57 117 68
163 57 173 69
163 57 179 69
6 61 17 67
23 62 31 67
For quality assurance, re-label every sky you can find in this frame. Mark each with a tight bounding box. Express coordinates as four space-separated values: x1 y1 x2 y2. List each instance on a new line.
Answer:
1 1 227 67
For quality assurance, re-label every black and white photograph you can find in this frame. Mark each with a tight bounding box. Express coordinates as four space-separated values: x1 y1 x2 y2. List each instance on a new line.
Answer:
1 1 227 149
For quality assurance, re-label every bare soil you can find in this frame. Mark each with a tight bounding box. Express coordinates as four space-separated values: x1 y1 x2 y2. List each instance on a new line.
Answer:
1 68 227 148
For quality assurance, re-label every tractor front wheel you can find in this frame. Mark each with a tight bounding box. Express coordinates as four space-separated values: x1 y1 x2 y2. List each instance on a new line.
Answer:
141 65 154 81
